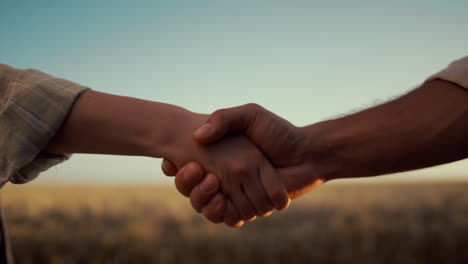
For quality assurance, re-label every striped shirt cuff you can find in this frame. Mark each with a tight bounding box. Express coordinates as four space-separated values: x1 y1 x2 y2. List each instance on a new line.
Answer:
0 65 89 186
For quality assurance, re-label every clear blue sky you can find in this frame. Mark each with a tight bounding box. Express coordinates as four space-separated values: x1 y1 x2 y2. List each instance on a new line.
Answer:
1 0 467 184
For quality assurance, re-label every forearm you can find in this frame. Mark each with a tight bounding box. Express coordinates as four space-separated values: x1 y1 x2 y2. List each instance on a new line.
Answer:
304 79 468 180
44 90 193 158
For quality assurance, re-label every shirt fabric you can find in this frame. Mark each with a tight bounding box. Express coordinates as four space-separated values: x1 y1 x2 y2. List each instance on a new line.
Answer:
426 56 468 88
0 57 467 263
0 64 88 263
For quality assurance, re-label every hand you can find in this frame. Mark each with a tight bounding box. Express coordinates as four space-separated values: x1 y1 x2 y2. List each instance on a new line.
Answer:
163 104 327 224
163 161 242 225
160 111 290 226
193 104 308 167
163 161 325 225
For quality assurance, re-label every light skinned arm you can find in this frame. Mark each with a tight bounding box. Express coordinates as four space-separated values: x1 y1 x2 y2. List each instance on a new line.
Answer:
45 90 290 227
163 79 468 223
45 90 190 158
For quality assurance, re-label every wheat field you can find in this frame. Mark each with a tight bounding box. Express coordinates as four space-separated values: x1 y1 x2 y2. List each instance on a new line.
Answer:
1 181 467 264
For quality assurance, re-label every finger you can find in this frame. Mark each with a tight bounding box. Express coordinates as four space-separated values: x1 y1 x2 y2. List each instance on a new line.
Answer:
193 104 263 144
259 162 291 211
223 199 244 228
240 172 274 217
161 159 178 176
228 185 257 221
201 193 226 224
260 210 273 218
189 173 221 213
174 162 205 197
278 166 326 200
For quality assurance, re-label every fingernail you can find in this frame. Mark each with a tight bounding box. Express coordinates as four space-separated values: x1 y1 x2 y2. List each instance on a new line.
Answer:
161 161 169 172
193 123 213 138
200 176 217 193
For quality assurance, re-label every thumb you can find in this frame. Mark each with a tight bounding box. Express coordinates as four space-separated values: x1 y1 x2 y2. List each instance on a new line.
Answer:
193 104 260 144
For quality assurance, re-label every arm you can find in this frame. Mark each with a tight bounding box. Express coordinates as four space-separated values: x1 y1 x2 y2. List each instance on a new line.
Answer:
304 79 468 180
166 79 468 223
45 90 191 158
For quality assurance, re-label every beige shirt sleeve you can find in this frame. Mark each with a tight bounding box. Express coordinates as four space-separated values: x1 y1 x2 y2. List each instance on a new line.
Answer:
0 64 89 187
426 56 468 89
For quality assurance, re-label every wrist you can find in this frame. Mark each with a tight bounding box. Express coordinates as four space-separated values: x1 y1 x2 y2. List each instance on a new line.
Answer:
146 107 208 162
300 120 342 182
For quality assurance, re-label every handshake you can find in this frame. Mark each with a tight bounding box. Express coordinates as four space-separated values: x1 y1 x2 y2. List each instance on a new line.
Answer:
3 63 465 230
44 79 465 228
158 104 327 227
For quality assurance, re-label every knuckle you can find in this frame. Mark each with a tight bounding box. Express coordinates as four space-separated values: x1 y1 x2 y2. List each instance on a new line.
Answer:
244 103 263 112
210 109 226 122
228 162 250 178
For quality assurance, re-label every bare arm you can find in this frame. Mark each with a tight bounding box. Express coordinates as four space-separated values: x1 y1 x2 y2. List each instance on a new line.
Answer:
44 90 189 158
305 79 468 181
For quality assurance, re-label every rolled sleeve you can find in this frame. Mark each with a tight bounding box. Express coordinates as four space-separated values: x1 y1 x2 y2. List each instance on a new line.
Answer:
0 64 89 187
426 56 468 90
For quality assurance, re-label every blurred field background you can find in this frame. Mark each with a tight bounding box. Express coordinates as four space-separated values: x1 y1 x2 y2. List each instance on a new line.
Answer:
1 181 468 264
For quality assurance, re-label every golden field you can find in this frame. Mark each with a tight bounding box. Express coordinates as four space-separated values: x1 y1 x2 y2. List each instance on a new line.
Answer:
1 181 468 264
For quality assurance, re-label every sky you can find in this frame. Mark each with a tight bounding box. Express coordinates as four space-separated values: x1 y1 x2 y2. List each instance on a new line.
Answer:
1 0 467 184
